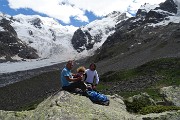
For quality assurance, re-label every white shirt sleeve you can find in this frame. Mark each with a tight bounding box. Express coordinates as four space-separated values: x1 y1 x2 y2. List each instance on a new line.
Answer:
95 70 99 85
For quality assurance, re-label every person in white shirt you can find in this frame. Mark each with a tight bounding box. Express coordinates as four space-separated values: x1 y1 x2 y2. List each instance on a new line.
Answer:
84 63 99 90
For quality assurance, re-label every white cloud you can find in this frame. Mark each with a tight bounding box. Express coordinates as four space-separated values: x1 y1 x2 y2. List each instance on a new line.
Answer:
129 0 166 11
7 0 88 24
7 0 166 24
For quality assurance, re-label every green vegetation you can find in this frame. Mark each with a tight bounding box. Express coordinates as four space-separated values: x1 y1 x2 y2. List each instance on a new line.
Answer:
98 57 180 114
139 105 180 115
124 97 155 113
100 69 138 82
99 57 180 99
119 88 161 100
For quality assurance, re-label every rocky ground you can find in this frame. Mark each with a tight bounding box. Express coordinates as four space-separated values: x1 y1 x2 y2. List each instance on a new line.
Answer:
100 75 164 94
0 91 180 120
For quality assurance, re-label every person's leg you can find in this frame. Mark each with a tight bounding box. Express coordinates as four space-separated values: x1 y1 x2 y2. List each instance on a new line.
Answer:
62 86 75 92
71 81 86 91
63 81 86 92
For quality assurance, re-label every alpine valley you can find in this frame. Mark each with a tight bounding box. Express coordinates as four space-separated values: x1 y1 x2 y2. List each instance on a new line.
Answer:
0 0 180 120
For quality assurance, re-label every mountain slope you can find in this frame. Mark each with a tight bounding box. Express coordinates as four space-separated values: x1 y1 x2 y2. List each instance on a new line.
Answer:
0 14 39 62
87 0 180 75
0 13 79 63
11 14 78 58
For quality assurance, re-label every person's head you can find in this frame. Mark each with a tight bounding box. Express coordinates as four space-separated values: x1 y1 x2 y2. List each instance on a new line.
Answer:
77 66 86 74
66 60 74 70
89 63 96 71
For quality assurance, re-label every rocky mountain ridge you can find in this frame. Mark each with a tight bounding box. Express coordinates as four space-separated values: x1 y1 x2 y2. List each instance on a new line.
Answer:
0 15 39 62
0 13 78 62
85 0 180 75
71 11 128 52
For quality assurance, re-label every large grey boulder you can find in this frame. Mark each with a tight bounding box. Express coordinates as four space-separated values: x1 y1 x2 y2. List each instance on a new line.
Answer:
0 91 134 120
160 86 180 106
125 92 156 113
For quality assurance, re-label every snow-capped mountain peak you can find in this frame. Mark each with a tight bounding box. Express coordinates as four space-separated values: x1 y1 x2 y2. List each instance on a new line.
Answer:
174 0 180 15
71 11 128 54
9 14 78 59
139 3 159 13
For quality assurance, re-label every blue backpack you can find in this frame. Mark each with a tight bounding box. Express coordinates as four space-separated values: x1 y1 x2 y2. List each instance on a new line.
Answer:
87 90 110 106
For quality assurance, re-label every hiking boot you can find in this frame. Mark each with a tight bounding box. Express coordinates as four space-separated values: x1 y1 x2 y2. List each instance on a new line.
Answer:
74 88 83 94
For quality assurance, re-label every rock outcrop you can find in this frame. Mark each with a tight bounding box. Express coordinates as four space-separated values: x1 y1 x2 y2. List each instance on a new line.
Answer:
0 91 134 120
0 90 179 120
160 86 180 106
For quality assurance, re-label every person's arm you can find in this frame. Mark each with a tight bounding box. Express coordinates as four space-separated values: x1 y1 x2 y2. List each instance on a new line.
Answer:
95 70 99 85
65 76 82 82
72 73 76 77
84 73 87 82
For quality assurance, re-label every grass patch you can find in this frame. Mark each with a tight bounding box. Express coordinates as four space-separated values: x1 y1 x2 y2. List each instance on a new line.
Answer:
118 88 162 101
139 105 180 115
99 57 180 114
124 93 156 113
100 69 138 82
96 83 111 91
99 57 179 101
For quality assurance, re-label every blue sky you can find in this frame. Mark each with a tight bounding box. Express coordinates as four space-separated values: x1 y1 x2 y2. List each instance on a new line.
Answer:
0 0 165 27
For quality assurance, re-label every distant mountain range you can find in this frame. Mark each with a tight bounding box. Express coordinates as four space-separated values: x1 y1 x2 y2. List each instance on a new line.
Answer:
86 0 180 74
0 0 180 64
71 11 128 53
0 13 78 62
0 11 128 63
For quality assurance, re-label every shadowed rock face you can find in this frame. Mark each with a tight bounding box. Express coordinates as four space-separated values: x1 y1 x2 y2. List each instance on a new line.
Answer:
0 18 39 62
71 28 93 52
30 18 43 29
158 0 178 14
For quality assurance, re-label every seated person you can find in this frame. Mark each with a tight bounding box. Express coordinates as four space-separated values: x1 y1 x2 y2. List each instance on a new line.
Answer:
73 66 86 78
61 60 86 93
84 63 99 90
